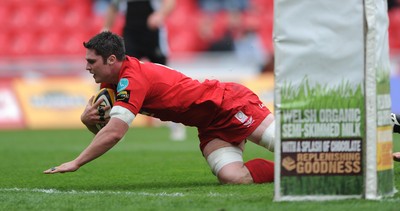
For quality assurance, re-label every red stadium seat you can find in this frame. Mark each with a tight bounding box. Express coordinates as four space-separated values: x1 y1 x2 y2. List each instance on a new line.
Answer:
8 32 37 56
0 33 12 56
247 0 274 53
60 32 89 55
8 5 36 31
35 31 63 55
166 0 206 52
0 5 12 28
62 8 87 30
389 9 400 51
1 0 97 56
34 5 64 30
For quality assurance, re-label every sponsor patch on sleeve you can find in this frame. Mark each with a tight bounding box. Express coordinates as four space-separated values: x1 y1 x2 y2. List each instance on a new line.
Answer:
117 78 129 92
116 90 130 103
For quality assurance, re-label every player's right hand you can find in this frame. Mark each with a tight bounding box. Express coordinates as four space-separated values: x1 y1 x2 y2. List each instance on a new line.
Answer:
43 161 80 174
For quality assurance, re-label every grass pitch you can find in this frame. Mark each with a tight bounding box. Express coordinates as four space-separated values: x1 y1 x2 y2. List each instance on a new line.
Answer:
0 127 400 210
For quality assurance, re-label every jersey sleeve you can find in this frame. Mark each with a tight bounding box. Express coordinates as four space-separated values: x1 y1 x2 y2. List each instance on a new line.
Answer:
114 66 151 115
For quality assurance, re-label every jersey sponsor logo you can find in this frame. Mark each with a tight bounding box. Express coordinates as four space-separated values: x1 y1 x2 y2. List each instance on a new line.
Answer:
117 78 129 92
116 90 130 103
234 111 255 127
244 116 255 127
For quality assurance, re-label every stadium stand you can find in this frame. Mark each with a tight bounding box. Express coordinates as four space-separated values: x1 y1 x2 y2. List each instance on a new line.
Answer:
0 0 398 130
0 0 271 55
389 8 400 54
0 0 398 68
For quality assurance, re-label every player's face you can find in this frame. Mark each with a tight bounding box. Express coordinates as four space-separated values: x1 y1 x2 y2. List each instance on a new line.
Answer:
85 49 112 83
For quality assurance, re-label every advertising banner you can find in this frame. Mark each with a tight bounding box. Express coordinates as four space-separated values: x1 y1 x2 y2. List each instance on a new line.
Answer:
13 78 97 129
0 80 24 129
274 0 394 200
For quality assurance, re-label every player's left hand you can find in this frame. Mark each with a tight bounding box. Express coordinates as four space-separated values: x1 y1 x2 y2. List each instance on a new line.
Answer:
81 96 111 126
43 161 80 174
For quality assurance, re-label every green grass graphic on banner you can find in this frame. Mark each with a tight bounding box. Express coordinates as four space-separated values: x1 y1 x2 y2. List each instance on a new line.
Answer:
280 76 365 196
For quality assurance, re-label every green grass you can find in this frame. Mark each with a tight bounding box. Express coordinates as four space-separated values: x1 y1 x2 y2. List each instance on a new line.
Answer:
0 127 400 210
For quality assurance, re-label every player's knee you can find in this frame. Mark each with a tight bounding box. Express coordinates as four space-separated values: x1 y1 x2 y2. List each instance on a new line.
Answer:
217 163 252 184
259 120 275 152
207 146 252 184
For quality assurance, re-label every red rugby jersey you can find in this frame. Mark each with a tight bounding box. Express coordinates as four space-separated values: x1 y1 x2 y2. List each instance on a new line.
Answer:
101 56 226 128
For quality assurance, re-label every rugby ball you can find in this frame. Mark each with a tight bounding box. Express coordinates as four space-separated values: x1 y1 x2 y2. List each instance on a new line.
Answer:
92 88 116 130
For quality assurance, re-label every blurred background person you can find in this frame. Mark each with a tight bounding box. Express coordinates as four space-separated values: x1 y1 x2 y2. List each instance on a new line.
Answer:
196 0 274 74
102 0 186 141
103 0 173 64
197 0 249 52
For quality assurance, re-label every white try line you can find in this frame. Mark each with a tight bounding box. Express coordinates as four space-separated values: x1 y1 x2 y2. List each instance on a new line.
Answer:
0 188 233 198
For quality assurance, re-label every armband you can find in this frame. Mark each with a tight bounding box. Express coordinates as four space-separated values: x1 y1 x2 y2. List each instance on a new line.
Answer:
110 105 135 126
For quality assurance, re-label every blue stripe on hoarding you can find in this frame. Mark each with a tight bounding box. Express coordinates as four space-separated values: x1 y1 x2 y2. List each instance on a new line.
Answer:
391 76 400 114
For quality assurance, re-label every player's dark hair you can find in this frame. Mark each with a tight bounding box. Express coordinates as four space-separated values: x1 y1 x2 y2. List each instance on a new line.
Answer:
83 31 126 64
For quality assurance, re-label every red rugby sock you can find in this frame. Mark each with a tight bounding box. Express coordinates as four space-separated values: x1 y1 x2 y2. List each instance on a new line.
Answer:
244 158 274 183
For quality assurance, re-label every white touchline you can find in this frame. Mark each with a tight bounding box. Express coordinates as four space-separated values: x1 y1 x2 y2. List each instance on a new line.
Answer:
0 188 234 198
0 188 185 197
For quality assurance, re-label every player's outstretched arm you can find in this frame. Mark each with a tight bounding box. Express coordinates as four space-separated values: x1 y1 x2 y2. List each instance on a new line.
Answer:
44 118 129 174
